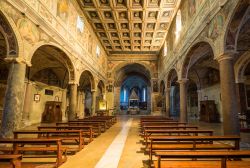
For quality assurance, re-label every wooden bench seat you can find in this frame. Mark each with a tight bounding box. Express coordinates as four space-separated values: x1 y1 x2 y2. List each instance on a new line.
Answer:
37 126 93 143
153 160 250 168
154 150 250 168
0 138 67 167
148 135 240 161
0 154 22 168
13 130 85 151
57 122 103 134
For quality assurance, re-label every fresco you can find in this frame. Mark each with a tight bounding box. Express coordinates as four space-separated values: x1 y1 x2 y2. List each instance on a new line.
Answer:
208 14 224 40
57 0 69 22
188 0 196 17
18 18 40 44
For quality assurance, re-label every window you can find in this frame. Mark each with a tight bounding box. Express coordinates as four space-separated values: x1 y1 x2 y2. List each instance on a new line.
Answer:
175 10 182 40
96 45 101 57
77 16 84 33
124 88 126 102
143 88 146 102
163 42 167 56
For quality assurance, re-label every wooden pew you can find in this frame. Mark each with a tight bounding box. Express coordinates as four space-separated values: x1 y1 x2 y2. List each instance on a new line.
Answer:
0 138 67 167
141 123 191 134
70 120 109 130
154 150 250 168
13 130 84 151
144 129 213 146
148 135 240 162
56 122 102 135
37 126 93 143
0 154 22 168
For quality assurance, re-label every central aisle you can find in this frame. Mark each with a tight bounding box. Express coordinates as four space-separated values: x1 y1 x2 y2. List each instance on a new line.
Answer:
60 116 146 168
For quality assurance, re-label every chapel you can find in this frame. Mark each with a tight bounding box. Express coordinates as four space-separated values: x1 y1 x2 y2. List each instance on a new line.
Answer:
0 0 250 167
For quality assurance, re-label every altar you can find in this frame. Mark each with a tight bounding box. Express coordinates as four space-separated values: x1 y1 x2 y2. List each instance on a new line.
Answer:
127 89 140 115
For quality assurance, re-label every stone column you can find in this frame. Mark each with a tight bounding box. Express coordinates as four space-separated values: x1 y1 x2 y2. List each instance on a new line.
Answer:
197 90 202 120
22 81 33 126
217 54 240 135
76 91 81 118
165 88 171 118
0 61 26 138
178 79 188 123
61 89 67 121
91 90 97 116
68 83 77 121
81 91 85 118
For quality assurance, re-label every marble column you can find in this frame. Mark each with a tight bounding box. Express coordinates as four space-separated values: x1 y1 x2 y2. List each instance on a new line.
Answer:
165 88 171 118
22 81 33 126
178 79 188 123
91 90 97 116
81 91 85 118
0 61 26 138
61 89 67 121
217 54 240 135
68 83 77 121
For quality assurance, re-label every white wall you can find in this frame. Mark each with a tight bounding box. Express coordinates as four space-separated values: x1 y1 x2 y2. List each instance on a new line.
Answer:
29 82 66 124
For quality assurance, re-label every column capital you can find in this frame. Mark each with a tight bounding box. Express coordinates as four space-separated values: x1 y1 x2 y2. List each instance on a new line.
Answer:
91 89 96 93
215 51 236 63
177 78 188 84
4 57 31 66
68 81 79 85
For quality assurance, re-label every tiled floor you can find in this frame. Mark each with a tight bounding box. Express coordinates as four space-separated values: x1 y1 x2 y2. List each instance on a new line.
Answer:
1 115 250 168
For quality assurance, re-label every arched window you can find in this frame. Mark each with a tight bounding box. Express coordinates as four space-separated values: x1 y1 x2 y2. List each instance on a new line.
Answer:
175 10 182 40
77 16 84 33
163 41 167 57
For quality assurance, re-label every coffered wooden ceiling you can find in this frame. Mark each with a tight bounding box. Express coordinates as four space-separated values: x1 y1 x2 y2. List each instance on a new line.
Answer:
77 0 179 55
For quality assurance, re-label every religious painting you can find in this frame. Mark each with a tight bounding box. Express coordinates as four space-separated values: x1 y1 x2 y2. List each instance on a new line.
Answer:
18 18 40 44
153 81 158 92
208 14 224 40
57 0 69 22
106 85 113 92
188 0 196 17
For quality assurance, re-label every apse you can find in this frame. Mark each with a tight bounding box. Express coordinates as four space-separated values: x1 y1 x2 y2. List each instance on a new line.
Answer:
120 75 148 112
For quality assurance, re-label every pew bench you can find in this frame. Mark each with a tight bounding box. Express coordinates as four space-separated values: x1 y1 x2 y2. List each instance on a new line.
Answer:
144 129 213 146
148 135 240 162
154 150 250 168
0 154 22 168
13 130 85 151
0 138 67 167
37 125 93 143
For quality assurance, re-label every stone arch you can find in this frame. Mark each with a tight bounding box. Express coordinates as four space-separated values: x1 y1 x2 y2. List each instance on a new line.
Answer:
223 0 250 51
97 80 105 94
166 68 178 88
0 10 23 57
160 80 165 95
29 42 76 83
235 51 250 83
181 41 214 79
79 70 96 90
112 61 153 79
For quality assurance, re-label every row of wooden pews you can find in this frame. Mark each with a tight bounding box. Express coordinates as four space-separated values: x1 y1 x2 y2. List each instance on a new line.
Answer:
0 115 117 168
139 116 250 168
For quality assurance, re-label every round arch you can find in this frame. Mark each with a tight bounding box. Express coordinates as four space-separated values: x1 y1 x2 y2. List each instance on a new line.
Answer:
223 0 249 52
79 70 96 90
166 68 178 88
97 80 105 94
181 41 214 79
235 51 250 83
112 61 153 79
29 43 76 82
0 10 23 57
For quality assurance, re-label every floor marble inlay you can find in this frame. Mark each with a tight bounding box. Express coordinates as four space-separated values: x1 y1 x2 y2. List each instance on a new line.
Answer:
95 118 133 168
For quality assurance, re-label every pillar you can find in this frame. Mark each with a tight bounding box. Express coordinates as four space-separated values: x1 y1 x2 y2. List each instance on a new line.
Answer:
165 88 171 118
61 89 67 121
81 91 85 118
68 83 77 121
197 90 202 120
22 81 33 126
76 91 81 118
0 61 26 138
91 90 97 116
178 79 188 123
217 54 240 135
